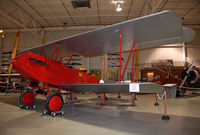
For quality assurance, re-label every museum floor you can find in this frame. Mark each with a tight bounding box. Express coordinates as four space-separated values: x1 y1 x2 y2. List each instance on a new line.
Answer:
0 92 199 135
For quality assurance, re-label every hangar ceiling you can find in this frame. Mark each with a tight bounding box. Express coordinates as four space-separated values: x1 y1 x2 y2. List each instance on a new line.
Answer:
0 0 199 31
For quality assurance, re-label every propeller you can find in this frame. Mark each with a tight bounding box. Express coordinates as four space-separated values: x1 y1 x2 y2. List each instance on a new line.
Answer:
179 58 197 89
7 31 20 86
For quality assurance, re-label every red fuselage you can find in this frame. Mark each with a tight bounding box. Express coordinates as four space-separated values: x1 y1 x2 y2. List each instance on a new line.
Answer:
12 52 100 87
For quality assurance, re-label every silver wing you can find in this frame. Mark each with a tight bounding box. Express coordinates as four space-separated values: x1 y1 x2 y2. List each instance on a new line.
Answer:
58 82 164 93
17 10 195 57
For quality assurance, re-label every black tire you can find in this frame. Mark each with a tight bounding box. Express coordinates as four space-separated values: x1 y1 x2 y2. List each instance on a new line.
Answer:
19 91 35 108
45 93 63 113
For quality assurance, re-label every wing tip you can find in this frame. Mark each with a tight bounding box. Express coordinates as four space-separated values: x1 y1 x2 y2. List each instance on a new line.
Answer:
182 27 196 43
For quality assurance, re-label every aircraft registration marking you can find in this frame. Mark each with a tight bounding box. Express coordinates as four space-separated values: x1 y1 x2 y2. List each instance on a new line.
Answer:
79 73 83 77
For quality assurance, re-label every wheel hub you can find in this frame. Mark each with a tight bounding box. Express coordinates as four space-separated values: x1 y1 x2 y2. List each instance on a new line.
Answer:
48 95 62 112
22 92 34 106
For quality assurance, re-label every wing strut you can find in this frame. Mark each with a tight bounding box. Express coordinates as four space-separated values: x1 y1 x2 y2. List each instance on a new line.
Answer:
103 30 138 104
66 53 74 66
40 49 47 63
119 29 122 82
121 41 135 80
119 30 137 82
131 44 136 82
48 45 62 64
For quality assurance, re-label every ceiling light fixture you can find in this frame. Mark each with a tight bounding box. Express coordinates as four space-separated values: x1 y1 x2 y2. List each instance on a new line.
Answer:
0 29 5 38
116 3 122 12
112 0 123 12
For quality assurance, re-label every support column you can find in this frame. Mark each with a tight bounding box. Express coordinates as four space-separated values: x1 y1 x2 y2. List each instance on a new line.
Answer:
182 43 187 66
162 91 170 120
0 37 2 69
41 28 44 45
135 49 139 81
100 54 108 99
101 54 108 80
119 29 122 82
131 47 136 82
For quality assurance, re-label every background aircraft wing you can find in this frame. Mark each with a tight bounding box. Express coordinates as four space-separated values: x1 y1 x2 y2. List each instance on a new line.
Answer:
17 10 195 57
58 82 164 93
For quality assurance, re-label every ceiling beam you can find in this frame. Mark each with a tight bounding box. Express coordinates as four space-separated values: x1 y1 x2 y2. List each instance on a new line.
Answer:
0 8 27 28
4 23 200 33
23 0 51 26
143 0 151 16
61 0 76 25
182 1 200 19
151 0 164 13
11 0 41 26
0 24 5 29
97 0 101 24
159 0 168 12
4 25 108 33
138 0 149 17
183 24 200 29
139 0 165 16
126 0 134 20
39 14 138 19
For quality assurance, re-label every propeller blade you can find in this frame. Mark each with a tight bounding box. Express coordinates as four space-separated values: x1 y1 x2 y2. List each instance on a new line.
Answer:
7 31 20 86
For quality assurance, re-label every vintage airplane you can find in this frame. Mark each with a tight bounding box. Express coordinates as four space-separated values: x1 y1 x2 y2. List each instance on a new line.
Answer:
9 11 195 118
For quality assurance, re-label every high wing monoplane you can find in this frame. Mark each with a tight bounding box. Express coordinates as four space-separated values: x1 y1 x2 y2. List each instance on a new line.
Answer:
12 11 195 118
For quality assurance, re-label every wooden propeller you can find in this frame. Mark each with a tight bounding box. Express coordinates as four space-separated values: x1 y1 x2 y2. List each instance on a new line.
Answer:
7 31 20 85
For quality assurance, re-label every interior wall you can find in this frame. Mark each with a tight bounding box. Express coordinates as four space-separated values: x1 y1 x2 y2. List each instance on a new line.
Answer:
185 29 200 66
1 32 41 52
187 47 200 66
138 46 185 66
1 29 88 52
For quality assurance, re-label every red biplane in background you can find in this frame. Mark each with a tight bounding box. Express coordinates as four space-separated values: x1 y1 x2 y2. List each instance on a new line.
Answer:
10 11 195 118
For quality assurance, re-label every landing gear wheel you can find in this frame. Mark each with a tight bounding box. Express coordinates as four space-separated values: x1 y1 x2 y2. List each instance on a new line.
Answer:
45 93 64 117
162 115 170 120
19 91 35 109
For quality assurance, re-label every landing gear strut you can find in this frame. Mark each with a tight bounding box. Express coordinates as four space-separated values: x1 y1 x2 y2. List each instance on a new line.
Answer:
19 81 65 117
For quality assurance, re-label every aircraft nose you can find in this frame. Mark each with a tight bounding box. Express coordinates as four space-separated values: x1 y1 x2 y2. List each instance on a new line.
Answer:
11 58 17 67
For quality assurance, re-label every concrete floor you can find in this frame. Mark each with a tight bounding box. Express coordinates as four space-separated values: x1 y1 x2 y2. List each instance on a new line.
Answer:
0 92 200 135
